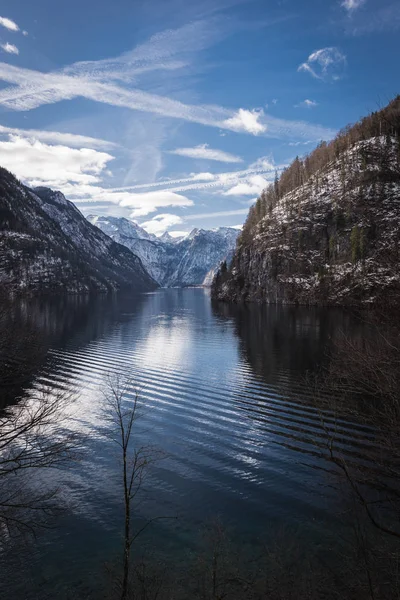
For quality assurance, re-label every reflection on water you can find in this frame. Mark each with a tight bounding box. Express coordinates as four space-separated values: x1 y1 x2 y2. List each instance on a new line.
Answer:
0 289 371 598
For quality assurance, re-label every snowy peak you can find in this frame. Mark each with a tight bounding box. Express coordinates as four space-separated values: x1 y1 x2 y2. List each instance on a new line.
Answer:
88 215 239 287
87 215 156 241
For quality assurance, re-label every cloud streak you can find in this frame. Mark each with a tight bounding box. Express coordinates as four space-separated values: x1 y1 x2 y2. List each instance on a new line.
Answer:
0 124 118 149
169 143 243 163
0 19 336 142
185 209 249 220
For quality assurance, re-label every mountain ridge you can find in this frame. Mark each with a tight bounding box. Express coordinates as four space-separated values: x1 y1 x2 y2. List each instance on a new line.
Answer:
87 215 239 287
0 171 157 295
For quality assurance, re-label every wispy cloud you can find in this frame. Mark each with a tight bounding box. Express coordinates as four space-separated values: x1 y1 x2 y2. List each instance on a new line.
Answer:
0 61 262 135
288 140 314 147
348 3 400 34
169 143 243 163
1 42 19 55
64 19 223 83
0 16 19 32
54 156 279 219
295 99 318 108
341 0 366 12
298 47 346 81
58 184 194 217
0 124 117 149
185 209 249 220
107 156 279 196
0 19 336 142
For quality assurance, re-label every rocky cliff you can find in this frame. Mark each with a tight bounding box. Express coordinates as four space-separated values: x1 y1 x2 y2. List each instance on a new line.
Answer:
212 98 400 307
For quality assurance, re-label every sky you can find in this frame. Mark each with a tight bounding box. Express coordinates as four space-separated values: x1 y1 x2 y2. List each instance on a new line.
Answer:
0 0 398 237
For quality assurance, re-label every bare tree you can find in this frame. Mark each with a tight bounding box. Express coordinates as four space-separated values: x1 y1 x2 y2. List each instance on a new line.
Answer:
0 385 77 536
103 374 163 600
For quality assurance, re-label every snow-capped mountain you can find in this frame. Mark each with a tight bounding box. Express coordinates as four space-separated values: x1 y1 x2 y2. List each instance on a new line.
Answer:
87 215 239 287
167 228 239 287
0 170 157 294
212 96 400 307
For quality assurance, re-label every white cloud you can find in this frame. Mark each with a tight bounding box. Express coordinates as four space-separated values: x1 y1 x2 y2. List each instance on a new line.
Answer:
1 43 19 55
298 47 346 81
141 213 183 235
169 143 243 163
0 136 114 186
342 0 366 12
249 156 276 171
168 230 189 238
0 124 117 149
119 190 193 217
63 184 194 217
223 108 266 135
0 16 19 32
295 99 318 108
223 174 269 196
191 172 215 181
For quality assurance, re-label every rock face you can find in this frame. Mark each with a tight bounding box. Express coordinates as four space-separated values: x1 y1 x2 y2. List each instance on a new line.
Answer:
0 169 157 294
212 100 400 307
87 215 239 287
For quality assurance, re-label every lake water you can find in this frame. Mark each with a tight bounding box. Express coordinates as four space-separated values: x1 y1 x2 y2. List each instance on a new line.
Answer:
0 289 373 598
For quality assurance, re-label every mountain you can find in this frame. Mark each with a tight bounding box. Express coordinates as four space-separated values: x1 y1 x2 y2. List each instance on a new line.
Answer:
88 214 157 242
168 228 239 287
0 170 157 295
87 215 239 287
212 97 400 307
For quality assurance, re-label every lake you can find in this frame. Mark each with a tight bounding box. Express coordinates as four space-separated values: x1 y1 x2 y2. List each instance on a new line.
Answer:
0 288 373 598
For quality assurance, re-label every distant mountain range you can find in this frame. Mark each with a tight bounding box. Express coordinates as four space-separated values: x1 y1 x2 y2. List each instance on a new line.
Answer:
87 215 239 287
0 169 156 294
212 96 400 307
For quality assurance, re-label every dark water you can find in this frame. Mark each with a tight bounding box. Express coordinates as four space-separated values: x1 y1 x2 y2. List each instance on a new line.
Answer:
0 289 373 598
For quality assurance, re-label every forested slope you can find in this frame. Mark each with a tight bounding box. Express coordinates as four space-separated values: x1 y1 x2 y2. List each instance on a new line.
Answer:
212 96 400 306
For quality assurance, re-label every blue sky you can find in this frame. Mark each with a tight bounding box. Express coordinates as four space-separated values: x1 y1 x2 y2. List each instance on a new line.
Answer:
0 0 398 236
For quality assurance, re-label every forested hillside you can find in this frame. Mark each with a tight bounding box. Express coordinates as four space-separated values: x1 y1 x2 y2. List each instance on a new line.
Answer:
212 96 400 306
